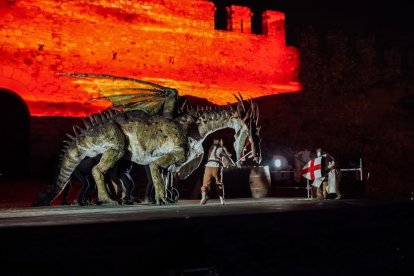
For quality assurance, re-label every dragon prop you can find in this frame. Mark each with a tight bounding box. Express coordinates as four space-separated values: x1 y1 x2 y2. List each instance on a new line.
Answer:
37 73 262 205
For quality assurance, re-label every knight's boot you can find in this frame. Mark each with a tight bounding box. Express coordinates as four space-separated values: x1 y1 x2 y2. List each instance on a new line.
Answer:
219 196 225 205
334 193 342 200
200 192 208 205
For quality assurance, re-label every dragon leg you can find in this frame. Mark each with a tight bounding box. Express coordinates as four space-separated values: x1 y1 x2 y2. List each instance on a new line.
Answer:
150 149 186 205
92 149 124 204
149 163 165 205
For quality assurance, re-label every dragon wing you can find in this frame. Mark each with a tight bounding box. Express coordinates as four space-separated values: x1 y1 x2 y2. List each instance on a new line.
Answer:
59 73 178 114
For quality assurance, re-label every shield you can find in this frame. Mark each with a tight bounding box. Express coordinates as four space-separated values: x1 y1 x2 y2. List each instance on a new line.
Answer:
302 156 325 180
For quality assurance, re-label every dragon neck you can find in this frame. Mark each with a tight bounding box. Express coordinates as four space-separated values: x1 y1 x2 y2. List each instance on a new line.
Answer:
196 109 241 142
176 108 247 159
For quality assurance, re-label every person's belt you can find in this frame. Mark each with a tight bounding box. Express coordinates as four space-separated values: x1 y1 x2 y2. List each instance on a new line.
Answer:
207 159 223 166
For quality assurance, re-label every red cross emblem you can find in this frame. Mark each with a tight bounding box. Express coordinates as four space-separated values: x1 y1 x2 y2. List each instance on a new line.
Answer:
302 158 322 180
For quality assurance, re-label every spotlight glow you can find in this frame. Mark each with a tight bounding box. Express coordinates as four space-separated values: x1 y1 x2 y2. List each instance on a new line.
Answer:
274 159 282 168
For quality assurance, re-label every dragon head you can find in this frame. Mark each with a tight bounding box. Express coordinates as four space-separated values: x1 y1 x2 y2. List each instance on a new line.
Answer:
233 94 262 165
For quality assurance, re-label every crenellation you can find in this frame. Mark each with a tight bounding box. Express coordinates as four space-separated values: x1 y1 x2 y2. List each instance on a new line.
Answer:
229 5 252 34
262 11 286 43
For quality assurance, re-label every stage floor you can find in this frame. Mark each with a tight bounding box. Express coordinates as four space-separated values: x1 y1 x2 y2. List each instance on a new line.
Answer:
1 198 413 275
0 197 367 228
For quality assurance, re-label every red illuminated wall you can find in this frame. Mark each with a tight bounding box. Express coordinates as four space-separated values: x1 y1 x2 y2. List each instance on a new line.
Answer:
0 0 301 117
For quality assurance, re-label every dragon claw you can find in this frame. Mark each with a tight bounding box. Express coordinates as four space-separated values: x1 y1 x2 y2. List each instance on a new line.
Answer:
155 198 167 205
96 197 118 205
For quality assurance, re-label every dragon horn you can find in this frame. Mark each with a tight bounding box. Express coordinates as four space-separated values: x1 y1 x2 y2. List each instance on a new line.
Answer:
249 98 254 116
250 100 255 118
238 92 246 112
238 92 244 102
233 93 245 113
237 102 242 117
243 108 252 122
180 99 188 112
254 103 259 125
255 103 259 125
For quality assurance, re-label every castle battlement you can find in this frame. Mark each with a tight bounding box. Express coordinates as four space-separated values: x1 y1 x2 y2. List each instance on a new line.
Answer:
228 6 252 33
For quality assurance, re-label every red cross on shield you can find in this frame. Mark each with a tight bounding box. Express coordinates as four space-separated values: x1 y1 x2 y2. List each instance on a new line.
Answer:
302 157 324 180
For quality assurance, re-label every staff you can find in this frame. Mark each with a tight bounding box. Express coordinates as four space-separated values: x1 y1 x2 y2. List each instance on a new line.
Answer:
235 150 253 165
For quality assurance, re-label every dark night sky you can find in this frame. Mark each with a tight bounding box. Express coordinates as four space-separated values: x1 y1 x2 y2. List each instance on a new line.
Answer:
216 0 413 35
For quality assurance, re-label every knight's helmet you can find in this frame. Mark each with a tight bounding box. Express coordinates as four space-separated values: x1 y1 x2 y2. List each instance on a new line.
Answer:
316 148 325 157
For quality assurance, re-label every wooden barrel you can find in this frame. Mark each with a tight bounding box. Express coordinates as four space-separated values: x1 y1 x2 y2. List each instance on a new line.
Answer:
249 166 271 198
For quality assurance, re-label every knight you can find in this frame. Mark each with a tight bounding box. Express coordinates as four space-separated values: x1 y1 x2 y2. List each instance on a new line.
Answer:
200 139 234 205
312 148 342 200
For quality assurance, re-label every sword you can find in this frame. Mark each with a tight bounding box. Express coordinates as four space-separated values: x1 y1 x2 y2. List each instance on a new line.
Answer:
235 150 253 164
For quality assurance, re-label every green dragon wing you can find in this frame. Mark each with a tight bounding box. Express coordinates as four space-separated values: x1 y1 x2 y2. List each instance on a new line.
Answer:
58 73 178 115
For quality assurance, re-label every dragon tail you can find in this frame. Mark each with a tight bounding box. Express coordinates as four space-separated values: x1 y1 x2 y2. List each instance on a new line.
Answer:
33 109 120 206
